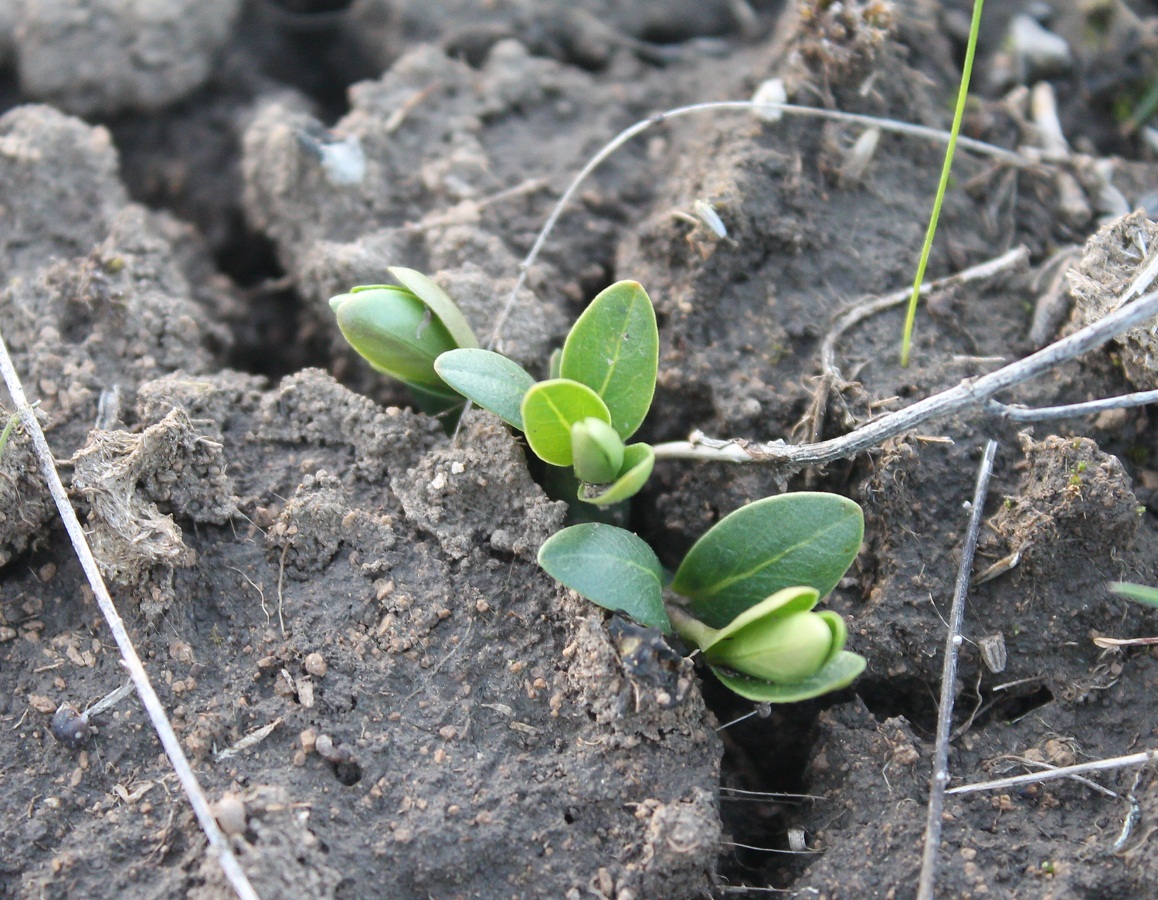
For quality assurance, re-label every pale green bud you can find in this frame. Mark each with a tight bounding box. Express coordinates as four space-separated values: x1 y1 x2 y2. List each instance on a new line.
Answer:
672 586 848 685
705 609 845 683
329 286 460 394
571 417 626 484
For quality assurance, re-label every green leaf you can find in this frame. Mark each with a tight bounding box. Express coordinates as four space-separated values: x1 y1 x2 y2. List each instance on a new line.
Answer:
578 443 655 506
0 414 16 461
538 524 670 633
330 286 461 394
388 267 479 350
560 281 658 439
710 651 866 703
521 379 611 467
703 586 819 647
1110 582 1158 609
435 348 535 430
671 493 864 628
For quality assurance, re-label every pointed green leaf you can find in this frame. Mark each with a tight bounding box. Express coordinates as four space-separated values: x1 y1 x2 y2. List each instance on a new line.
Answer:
1110 582 1158 608
578 443 655 506
435 348 535 430
560 281 658 439
538 524 670 632
671 493 864 628
388 267 480 350
521 379 611 467
709 651 866 703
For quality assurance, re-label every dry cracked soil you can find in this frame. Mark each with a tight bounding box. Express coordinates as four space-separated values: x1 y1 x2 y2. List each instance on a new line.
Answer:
2 0 1158 897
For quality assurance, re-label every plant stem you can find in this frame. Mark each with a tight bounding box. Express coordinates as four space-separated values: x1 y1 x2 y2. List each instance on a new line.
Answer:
668 605 718 649
899 0 986 368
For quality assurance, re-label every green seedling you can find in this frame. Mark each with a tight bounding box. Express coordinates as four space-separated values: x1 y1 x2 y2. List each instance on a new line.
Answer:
1110 582 1158 609
329 267 479 419
538 492 867 702
0 412 16 462
436 280 659 504
900 0 984 366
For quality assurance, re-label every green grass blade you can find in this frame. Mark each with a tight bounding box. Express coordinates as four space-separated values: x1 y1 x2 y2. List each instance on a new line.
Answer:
1109 582 1158 609
899 0 985 368
0 414 15 461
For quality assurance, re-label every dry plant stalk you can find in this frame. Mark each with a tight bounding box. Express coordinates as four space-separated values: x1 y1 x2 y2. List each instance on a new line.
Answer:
916 440 998 900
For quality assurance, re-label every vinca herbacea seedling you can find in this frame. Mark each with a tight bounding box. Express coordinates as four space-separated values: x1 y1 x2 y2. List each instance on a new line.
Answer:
435 279 659 505
538 492 868 703
331 273 659 503
329 267 480 420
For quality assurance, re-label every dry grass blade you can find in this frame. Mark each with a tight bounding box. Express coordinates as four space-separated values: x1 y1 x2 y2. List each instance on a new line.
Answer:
0 327 260 900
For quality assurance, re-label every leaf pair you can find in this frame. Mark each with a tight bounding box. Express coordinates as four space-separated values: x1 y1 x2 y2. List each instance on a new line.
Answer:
537 492 867 702
436 280 659 504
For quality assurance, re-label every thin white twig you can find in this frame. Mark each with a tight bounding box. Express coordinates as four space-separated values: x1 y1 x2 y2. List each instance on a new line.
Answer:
986 390 1158 422
994 755 1121 800
651 288 1158 472
720 840 820 855
487 100 1029 351
946 748 1158 796
917 440 998 900
0 329 259 900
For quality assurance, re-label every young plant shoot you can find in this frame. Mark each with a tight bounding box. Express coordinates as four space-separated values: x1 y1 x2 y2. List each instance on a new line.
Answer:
333 270 869 703
436 279 659 504
329 267 479 419
538 492 868 703
333 273 659 503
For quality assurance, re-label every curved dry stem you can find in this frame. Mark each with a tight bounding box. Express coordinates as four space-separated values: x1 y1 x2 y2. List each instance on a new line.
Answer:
487 100 1029 352
652 287 1158 477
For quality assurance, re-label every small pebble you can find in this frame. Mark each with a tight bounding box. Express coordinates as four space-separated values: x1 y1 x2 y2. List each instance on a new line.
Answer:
304 653 327 678
751 78 787 122
212 793 248 836
51 703 90 749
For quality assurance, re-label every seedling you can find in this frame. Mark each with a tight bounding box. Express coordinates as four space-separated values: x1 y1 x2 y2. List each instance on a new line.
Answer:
332 273 869 701
329 267 479 420
332 276 658 502
0 412 16 461
899 0 985 366
537 492 867 702
435 280 661 504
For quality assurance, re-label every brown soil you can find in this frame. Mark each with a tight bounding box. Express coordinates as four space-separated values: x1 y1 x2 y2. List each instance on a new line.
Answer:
2 1 1158 897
